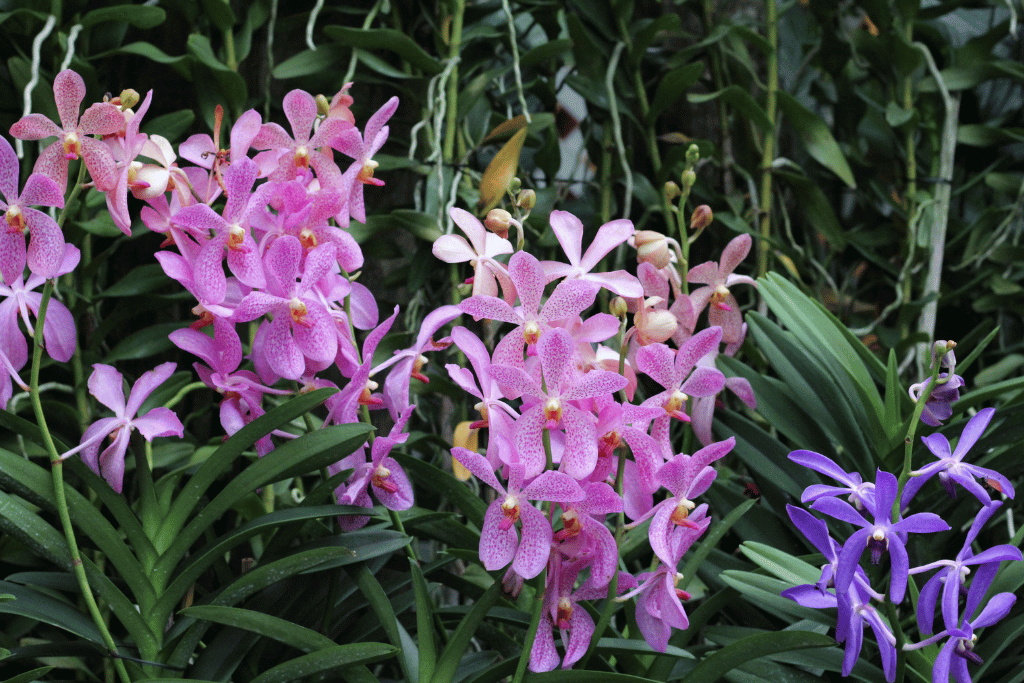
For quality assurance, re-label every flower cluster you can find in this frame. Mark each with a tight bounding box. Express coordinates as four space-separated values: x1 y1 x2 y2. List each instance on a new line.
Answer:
784 409 1020 683
442 208 757 669
3 69 459 509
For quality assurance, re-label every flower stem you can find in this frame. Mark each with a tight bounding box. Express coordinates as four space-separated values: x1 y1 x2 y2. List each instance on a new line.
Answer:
32 280 133 683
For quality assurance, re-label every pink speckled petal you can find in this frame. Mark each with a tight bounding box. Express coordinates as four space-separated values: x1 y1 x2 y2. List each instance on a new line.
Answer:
681 366 725 398
537 327 573 395
686 261 720 286
133 407 184 441
549 210 584 266
52 70 85 131
124 362 177 417
20 172 63 208
31 143 70 193
581 218 633 271
9 114 63 141
80 137 118 192
508 251 545 315
560 404 597 480
365 97 399 146
566 368 627 401
40 297 75 362
720 234 752 276
23 207 64 279
458 295 518 324
263 315 305 380
282 89 317 143
293 300 338 363
0 137 19 201
263 235 303 295
513 405 548 479
636 343 675 389
521 469 584 502
480 501 518 571
513 502 552 579
80 102 126 136
539 279 599 323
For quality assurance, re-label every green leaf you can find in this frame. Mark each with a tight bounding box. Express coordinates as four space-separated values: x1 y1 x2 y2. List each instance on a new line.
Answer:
775 171 847 249
520 39 571 67
115 42 192 79
0 580 104 644
528 673 668 682
156 387 337 551
75 212 124 237
181 605 335 652
81 4 166 28
679 630 836 683
154 421 371 582
143 109 196 142
434 578 501 683
409 560 436 683
103 321 185 363
632 14 682 60
680 499 756 591
392 453 487 529
882 349 906 438
199 0 235 30
738 542 821 586
689 86 771 131
356 565 418 683
1 667 55 683
650 63 705 120
98 264 170 298
272 45 345 79
777 92 856 189
249 643 399 683
323 26 442 75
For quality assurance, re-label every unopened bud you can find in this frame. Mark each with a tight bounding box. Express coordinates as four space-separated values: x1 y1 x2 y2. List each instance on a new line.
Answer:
457 282 473 297
516 188 536 211
508 177 522 194
681 169 697 190
665 181 681 201
609 296 628 318
690 205 713 230
686 143 700 165
637 308 678 345
933 340 957 369
634 230 672 269
485 208 512 238
118 89 140 110
315 94 330 116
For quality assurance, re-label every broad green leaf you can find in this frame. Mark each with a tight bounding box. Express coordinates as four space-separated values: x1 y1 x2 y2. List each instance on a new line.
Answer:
154 421 371 582
434 579 501 683
0 580 103 645
81 4 165 28
199 0 235 30
688 86 771 131
272 45 345 79
249 643 399 683
103 322 185 362
650 63 705 120
679 629 835 683
777 92 856 188
409 560 436 683
356 565 418 683
75 213 123 237
391 453 487 529
631 14 682 60
478 127 528 213
156 387 337 552
323 26 442 75
738 542 820 586
1 667 55 683
520 39 571 67
181 605 335 652
680 499 755 591
98 264 170 298
115 42 192 79
775 171 847 249
529 673 668 682
143 109 196 142
718 571 830 624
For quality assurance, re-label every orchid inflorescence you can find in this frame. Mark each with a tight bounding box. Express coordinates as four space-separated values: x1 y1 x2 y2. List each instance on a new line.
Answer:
2 69 763 672
784 344 1020 683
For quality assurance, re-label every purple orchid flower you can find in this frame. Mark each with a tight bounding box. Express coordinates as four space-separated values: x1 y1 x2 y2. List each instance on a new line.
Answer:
789 449 876 510
812 469 950 605
0 245 79 366
901 407 1014 507
60 363 184 492
910 501 1022 635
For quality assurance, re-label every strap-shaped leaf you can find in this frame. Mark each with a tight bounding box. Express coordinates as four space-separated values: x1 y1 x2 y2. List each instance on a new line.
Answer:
433 578 501 683
0 580 104 644
1 667 55 683
249 643 399 683
777 91 857 188
679 629 835 683
181 605 334 652
323 26 443 75
680 498 755 592
356 564 418 683
154 387 339 552
392 452 487 528
409 560 436 683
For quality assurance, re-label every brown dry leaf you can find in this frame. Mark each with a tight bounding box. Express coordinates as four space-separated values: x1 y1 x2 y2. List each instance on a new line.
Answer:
478 127 528 213
482 115 529 144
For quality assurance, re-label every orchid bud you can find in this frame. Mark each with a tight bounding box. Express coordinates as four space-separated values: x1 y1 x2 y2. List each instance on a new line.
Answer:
665 181 681 201
933 340 957 369
315 94 331 116
508 176 522 194
516 188 535 211
681 169 696 190
484 208 512 238
690 205 713 230
118 89 140 110
636 308 678 345
686 143 700 165
634 230 672 269
609 296 628 318
457 281 473 297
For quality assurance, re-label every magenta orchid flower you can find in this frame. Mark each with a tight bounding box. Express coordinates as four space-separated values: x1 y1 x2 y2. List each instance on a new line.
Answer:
687 233 756 344
451 446 584 579
60 363 184 492
9 69 124 192
432 208 514 301
542 211 643 297
0 136 65 282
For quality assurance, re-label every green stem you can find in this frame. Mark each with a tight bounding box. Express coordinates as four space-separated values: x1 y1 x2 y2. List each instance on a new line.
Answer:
511 573 546 683
442 0 465 166
32 281 133 683
757 0 779 282
886 600 908 683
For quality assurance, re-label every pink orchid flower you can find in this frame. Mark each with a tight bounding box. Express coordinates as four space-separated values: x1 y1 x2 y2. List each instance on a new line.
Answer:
9 69 124 192
60 363 184 493
687 233 756 344
0 245 79 366
433 208 514 301
542 210 643 298
451 446 585 579
330 96 398 226
0 136 65 282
